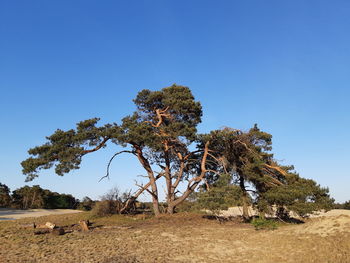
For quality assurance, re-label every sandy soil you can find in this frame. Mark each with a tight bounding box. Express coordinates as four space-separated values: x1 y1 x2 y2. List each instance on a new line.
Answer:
220 206 350 218
0 208 82 220
1 210 350 262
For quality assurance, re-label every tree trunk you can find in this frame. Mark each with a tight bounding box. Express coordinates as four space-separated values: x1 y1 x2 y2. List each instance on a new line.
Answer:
152 195 160 216
134 145 161 216
259 210 265 219
167 204 175 214
169 141 210 210
239 176 250 221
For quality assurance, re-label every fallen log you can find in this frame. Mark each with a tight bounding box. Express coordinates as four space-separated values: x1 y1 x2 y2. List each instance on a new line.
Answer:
52 227 65 236
101 226 133 230
34 229 51 235
34 222 56 229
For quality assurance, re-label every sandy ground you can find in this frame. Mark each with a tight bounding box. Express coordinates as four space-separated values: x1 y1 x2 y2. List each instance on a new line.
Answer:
1 210 350 262
0 208 82 220
219 206 350 218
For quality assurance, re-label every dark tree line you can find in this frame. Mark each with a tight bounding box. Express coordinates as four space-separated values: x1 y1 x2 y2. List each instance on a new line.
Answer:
21 85 335 217
0 183 78 209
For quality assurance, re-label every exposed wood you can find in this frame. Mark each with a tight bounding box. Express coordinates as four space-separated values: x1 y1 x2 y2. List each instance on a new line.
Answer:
170 141 210 207
79 220 90 231
34 222 56 229
120 173 163 214
239 176 250 221
263 164 287 176
133 143 160 216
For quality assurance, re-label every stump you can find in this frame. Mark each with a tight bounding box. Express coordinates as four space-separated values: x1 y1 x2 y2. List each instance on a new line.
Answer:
79 220 90 231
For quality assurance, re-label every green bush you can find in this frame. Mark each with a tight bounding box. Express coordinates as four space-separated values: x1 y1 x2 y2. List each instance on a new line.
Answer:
196 174 243 216
77 196 95 211
251 218 278 230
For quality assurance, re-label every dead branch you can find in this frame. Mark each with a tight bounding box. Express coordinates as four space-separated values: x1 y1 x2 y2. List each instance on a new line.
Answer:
99 150 135 182
263 164 287 176
135 181 156 198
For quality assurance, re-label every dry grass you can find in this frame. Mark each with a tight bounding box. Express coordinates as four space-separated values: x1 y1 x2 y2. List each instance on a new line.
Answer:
1 211 350 262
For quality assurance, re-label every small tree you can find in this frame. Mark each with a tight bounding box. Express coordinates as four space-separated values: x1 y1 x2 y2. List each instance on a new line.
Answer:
197 174 243 218
198 125 333 220
92 187 134 217
78 196 95 211
199 125 283 220
260 173 334 218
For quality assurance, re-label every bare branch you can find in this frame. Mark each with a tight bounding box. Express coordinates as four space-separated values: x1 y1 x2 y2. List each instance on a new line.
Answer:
263 164 287 176
135 182 156 198
99 150 134 182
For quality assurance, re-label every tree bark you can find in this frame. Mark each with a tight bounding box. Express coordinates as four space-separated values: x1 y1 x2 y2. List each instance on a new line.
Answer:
239 176 250 221
169 141 210 209
133 144 160 216
167 204 175 214
164 146 174 213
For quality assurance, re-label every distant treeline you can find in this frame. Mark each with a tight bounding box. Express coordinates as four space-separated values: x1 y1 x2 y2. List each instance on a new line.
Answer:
0 182 93 210
333 201 350 210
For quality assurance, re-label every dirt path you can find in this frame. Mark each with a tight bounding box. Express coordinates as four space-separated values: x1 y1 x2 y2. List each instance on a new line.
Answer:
0 208 81 220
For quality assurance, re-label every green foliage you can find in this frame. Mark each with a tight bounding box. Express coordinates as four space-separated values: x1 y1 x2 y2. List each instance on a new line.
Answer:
133 85 202 142
21 118 121 181
21 85 336 217
196 174 243 215
343 201 350 210
12 185 45 209
0 183 11 207
11 185 78 209
260 174 334 217
77 196 95 211
44 192 77 209
333 200 350 210
175 200 199 213
251 217 278 230
21 85 203 182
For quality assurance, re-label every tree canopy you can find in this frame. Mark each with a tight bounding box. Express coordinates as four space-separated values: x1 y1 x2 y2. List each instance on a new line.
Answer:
21 84 333 217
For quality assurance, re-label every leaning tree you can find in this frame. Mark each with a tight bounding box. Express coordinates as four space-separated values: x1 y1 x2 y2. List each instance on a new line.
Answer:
22 85 213 216
198 125 333 220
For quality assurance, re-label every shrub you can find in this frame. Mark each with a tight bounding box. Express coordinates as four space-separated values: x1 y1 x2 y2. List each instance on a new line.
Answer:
196 174 243 216
91 200 119 217
251 217 278 230
77 196 95 211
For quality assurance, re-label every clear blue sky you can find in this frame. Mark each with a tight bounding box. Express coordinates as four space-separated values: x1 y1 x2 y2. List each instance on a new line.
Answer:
1 1 349 202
